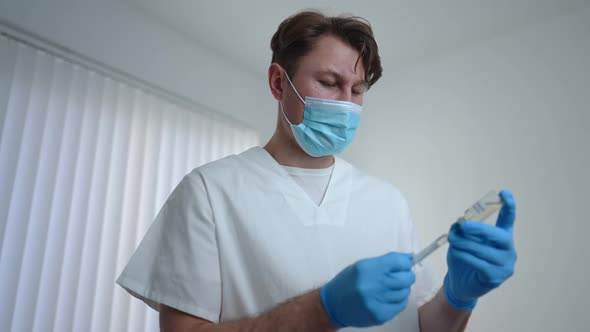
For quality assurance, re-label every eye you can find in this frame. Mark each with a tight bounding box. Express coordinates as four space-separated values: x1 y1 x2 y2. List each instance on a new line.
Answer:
319 80 336 88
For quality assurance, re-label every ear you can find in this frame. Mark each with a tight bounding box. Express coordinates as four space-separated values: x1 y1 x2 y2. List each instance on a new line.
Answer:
268 63 285 101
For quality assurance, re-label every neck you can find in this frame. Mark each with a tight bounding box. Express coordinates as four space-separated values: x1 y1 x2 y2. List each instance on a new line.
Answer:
263 126 334 169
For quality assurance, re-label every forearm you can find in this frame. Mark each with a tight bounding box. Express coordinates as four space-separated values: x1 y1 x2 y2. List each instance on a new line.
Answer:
167 288 336 332
220 288 335 332
418 289 471 332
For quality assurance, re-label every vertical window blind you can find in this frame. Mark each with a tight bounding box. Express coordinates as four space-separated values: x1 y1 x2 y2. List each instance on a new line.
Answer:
0 32 259 331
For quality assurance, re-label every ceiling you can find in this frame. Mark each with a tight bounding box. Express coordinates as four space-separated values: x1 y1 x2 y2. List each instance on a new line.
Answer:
123 0 589 77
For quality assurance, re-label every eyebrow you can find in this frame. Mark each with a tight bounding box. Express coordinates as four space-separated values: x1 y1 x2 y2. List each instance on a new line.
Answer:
316 70 368 88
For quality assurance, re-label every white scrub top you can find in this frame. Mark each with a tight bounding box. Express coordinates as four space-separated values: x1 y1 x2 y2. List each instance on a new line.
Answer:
116 147 438 331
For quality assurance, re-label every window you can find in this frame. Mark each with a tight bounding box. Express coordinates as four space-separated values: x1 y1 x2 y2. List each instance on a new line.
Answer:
0 33 259 332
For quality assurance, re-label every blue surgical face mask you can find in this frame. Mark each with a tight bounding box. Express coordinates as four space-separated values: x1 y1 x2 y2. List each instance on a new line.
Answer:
280 72 363 157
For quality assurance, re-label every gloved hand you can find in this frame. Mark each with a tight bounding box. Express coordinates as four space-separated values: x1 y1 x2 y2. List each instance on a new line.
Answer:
444 190 517 310
320 252 415 328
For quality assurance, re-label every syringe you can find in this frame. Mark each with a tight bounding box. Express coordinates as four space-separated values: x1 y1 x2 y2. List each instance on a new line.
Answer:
412 190 503 266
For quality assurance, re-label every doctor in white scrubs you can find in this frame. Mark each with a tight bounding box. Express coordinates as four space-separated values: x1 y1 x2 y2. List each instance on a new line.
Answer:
117 10 518 332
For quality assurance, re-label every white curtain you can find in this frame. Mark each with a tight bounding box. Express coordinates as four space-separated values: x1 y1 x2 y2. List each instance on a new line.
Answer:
0 35 259 332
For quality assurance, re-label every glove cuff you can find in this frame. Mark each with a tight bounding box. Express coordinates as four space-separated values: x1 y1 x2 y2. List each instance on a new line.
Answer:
443 274 477 311
320 284 346 329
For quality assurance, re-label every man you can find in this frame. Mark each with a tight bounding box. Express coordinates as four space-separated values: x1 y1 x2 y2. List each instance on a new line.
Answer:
117 10 517 331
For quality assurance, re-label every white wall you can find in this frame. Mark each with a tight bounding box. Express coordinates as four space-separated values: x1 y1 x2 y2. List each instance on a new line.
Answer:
0 0 276 141
343 6 590 331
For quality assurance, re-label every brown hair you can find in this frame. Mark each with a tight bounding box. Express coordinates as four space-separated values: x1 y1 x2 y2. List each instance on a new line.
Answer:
271 10 383 88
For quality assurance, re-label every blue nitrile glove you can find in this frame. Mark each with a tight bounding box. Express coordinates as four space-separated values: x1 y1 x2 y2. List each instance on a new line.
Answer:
444 190 517 310
320 252 415 328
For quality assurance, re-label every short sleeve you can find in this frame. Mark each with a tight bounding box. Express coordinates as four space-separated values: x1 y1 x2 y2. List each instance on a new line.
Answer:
412 256 439 307
116 171 221 323
399 195 440 307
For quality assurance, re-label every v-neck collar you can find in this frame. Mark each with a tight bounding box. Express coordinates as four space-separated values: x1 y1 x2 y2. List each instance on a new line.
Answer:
242 147 353 226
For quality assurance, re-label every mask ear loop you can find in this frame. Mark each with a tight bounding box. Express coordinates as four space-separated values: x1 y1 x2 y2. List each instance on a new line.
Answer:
279 101 294 126
280 68 306 126
283 70 306 105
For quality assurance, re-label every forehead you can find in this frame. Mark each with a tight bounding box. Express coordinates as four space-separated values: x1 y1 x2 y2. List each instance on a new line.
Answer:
296 34 366 81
